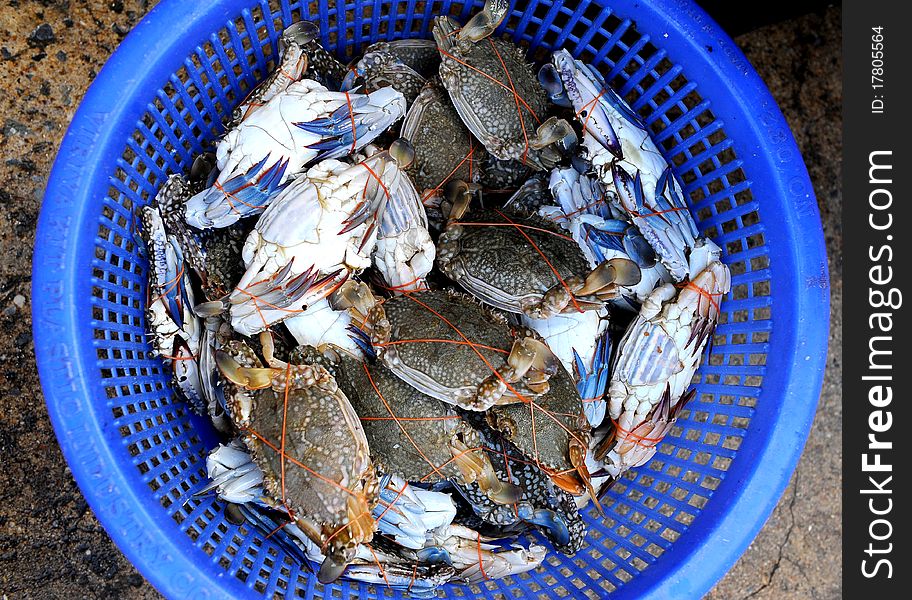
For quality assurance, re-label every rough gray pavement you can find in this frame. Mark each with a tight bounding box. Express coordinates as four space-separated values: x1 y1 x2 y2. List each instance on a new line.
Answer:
0 1 840 597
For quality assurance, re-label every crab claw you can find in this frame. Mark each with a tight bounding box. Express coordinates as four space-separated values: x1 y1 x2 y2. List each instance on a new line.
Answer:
538 64 572 107
457 0 510 42
529 116 575 150
569 437 603 514
576 257 642 296
474 336 559 408
389 137 416 169
215 351 274 389
450 436 523 505
185 156 290 229
279 20 319 55
526 508 571 547
189 153 218 189
417 546 453 565
339 66 365 92
329 280 378 324
317 555 348 584
442 180 474 221
512 337 560 383
548 469 586 496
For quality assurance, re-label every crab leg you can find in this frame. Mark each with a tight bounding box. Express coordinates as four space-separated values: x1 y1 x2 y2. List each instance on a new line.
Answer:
458 0 510 43
230 22 316 127
526 256 641 319
449 435 523 505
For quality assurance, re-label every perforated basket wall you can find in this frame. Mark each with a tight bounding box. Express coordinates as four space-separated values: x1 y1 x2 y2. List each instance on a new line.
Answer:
33 0 828 598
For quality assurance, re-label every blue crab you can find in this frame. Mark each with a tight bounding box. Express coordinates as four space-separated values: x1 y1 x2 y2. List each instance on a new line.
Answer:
226 142 420 335
342 38 441 106
608 259 731 435
433 2 573 169
399 83 483 210
185 82 406 229
304 345 523 505
139 201 205 416
214 337 379 582
331 284 561 411
436 200 642 319
546 50 700 280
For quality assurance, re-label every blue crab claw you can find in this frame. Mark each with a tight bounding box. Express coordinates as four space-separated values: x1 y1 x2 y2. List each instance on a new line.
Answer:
279 20 319 55
612 164 696 280
570 153 592 174
141 205 187 325
538 64 571 107
190 153 219 190
317 555 349 584
339 66 365 92
416 547 453 565
575 331 612 427
185 156 290 229
623 227 658 268
345 324 377 360
526 508 571 548
458 0 510 42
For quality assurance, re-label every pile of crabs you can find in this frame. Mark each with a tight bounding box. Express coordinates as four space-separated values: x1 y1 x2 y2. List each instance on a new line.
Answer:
139 1 731 595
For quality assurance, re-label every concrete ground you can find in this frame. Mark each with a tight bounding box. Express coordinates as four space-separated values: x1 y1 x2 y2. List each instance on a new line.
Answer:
0 1 841 597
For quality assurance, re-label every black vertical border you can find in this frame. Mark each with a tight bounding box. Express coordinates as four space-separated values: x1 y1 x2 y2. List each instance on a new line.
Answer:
843 1 909 594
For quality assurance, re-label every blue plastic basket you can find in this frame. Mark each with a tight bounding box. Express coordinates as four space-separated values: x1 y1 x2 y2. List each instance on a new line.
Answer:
32 1 828 598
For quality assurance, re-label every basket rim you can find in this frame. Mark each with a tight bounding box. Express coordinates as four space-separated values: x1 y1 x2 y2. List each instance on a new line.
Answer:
32 1 829 598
